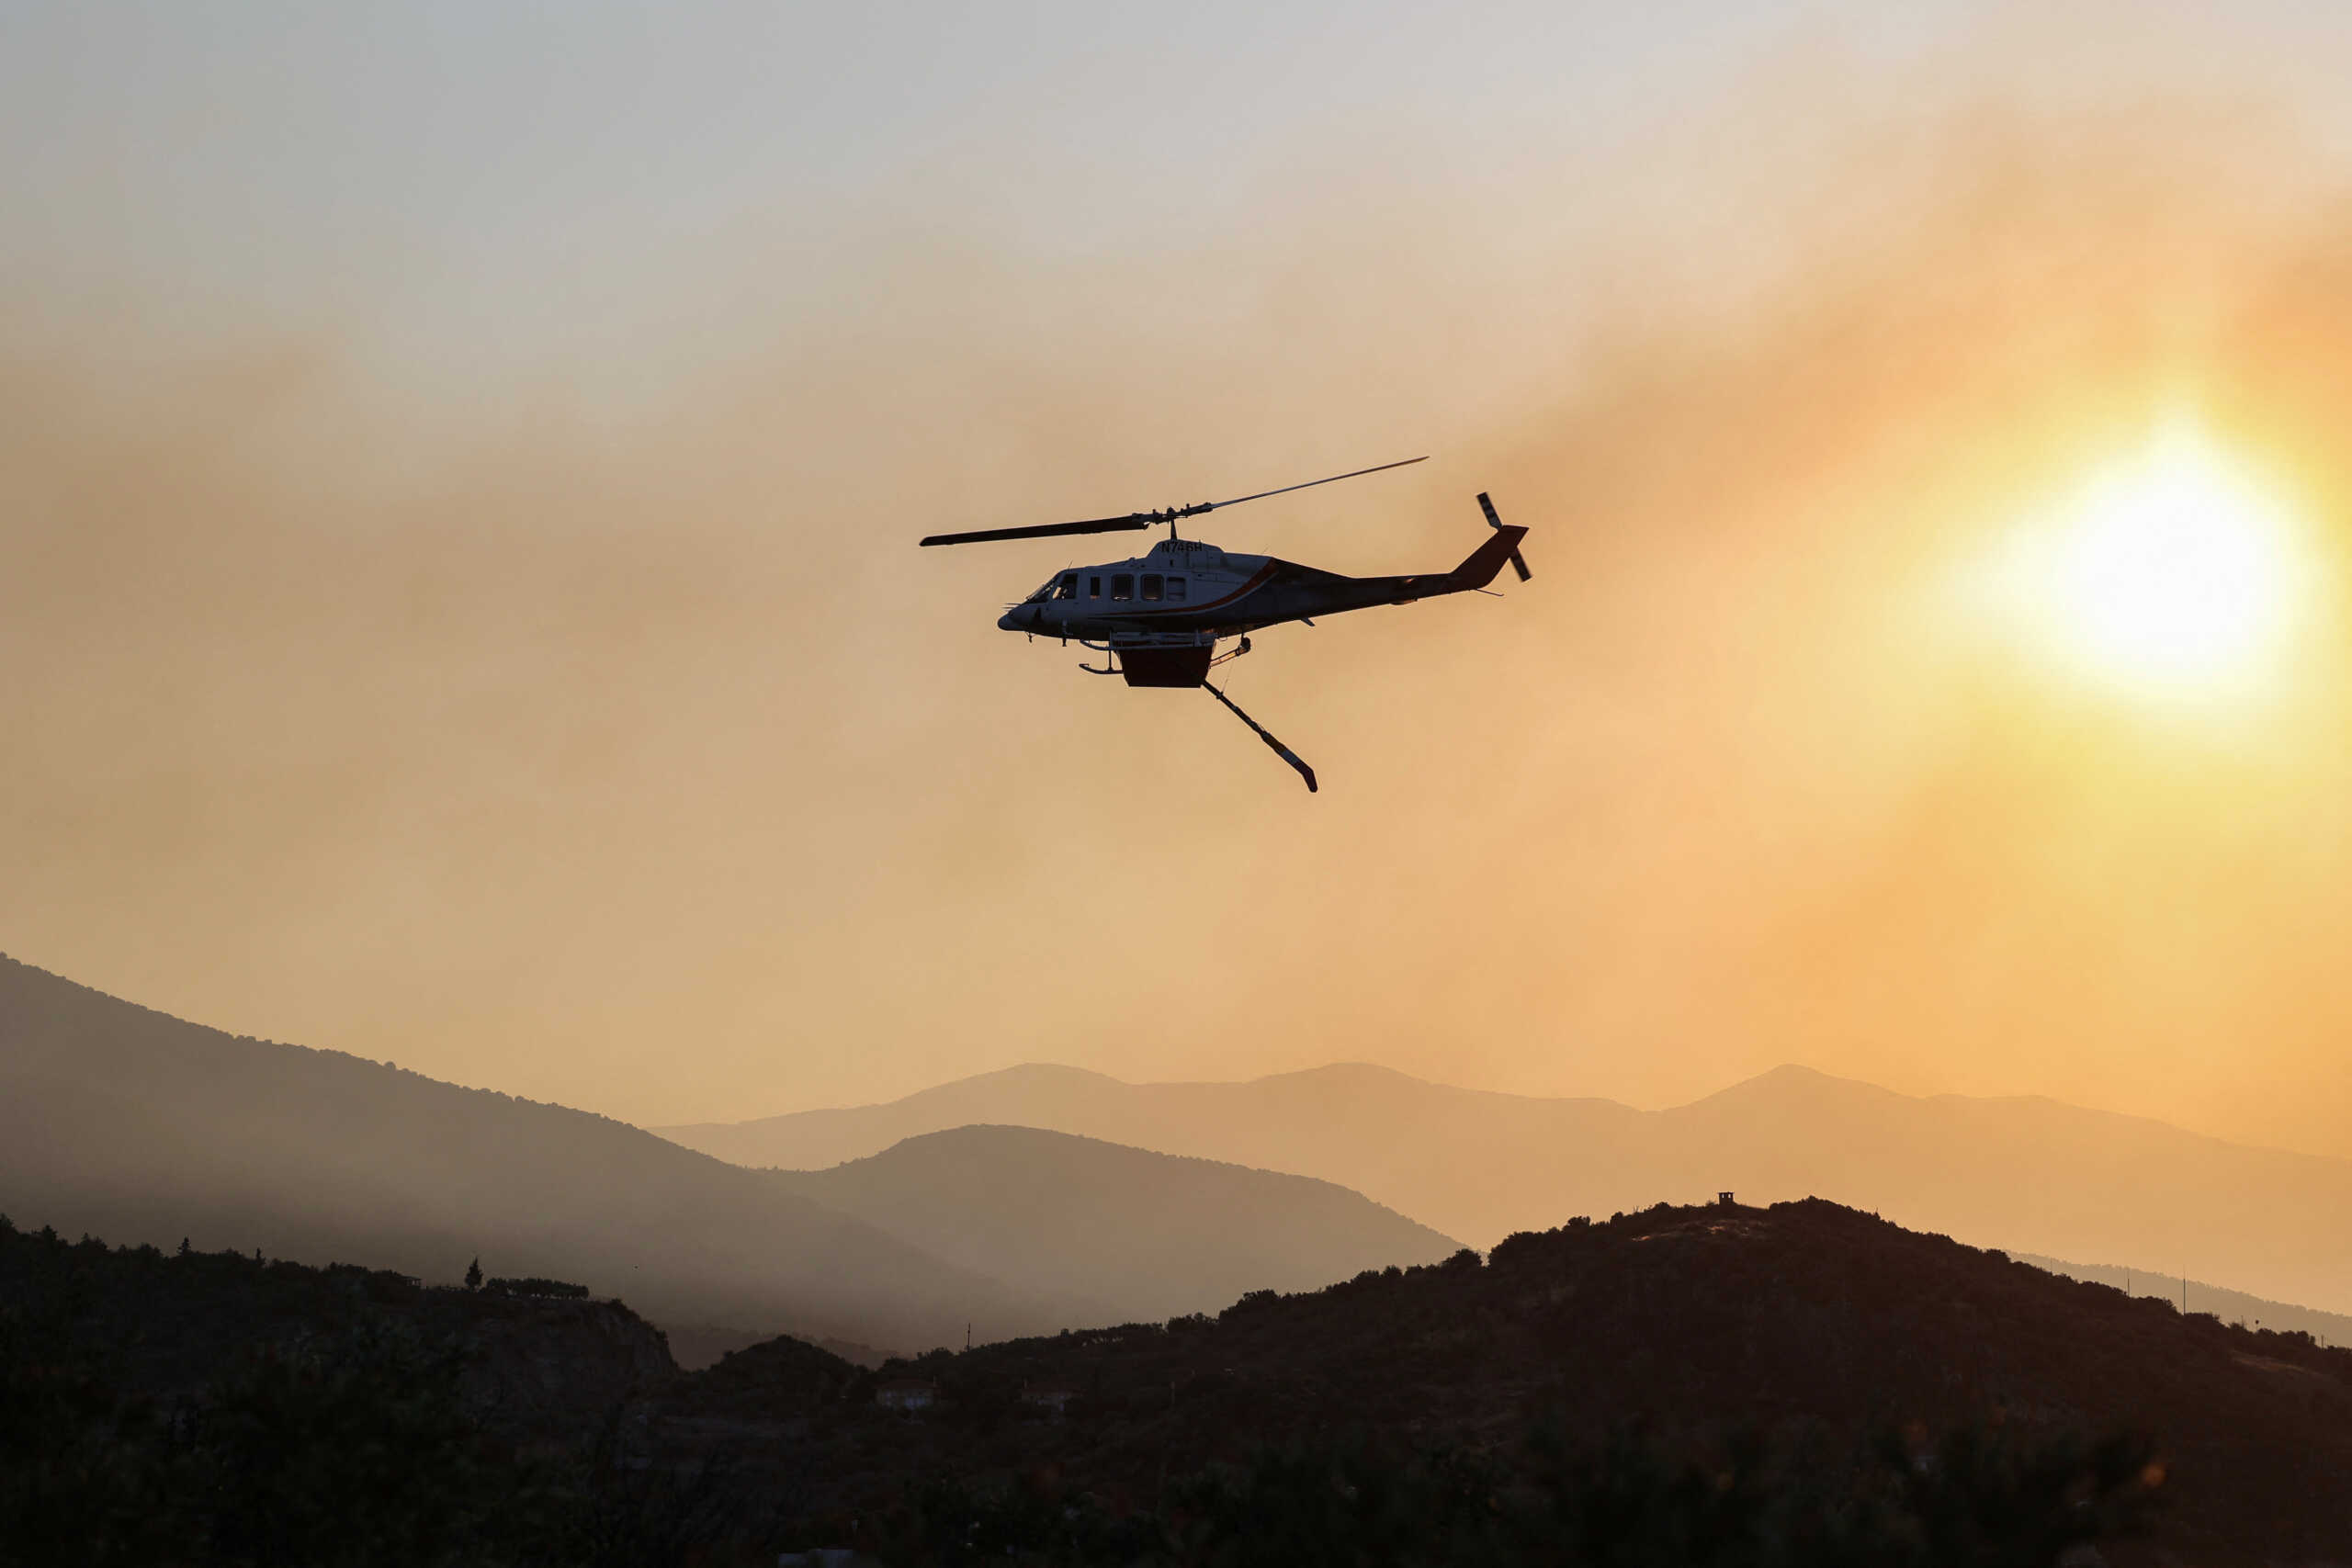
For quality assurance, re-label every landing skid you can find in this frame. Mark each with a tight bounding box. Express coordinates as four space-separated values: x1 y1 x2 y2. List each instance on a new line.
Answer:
1078 634 1250 679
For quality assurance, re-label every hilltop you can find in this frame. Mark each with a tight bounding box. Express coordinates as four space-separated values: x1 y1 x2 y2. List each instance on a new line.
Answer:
771 1125 1458 1325
648 1198 2352 1566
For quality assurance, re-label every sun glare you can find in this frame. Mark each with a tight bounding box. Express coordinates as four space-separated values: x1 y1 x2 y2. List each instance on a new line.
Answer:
1977 424 2309 707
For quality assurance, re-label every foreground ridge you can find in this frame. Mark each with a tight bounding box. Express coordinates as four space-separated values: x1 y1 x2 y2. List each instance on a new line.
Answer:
9 1199 2351 1564
639 1197 2352 1565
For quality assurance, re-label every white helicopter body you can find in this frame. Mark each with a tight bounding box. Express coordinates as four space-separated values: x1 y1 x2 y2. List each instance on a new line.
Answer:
922 457 1530 788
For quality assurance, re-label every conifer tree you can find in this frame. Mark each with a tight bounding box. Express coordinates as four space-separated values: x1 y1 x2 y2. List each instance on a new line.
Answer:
465 1257 483 1292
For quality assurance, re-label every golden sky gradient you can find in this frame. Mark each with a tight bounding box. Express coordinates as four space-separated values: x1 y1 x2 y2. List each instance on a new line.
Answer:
8 6 2352 1158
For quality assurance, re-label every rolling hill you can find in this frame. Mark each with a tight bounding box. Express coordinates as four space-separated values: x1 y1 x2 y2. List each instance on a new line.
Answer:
0 953 1080 1354
0 955 1466 1359
658 1059 2352 1317
652 1199 2352 1566
26 1198 2352 1562
770 1124 1459 1326
2023 1252 2352 1346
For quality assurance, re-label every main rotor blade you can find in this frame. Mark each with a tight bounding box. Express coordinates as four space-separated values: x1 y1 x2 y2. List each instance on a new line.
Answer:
917 454 1425 547
1204 455 1427 514
919 515 1157 548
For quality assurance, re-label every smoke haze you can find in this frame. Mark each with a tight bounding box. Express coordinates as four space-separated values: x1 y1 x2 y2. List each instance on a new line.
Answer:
9 16 2352 1168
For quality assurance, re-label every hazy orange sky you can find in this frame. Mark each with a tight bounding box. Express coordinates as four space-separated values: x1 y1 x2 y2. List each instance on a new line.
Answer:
9 3 2352 1156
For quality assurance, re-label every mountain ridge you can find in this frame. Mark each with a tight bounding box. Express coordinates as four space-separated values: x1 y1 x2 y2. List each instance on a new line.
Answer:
0 953 1088 1353
657 1055 2352 1317
1 954 1473 1360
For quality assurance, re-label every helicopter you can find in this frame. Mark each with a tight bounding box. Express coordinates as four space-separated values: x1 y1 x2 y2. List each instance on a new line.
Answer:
919 456 1530 792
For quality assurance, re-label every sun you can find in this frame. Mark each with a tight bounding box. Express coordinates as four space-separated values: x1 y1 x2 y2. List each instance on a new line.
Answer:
1978 423 2309 706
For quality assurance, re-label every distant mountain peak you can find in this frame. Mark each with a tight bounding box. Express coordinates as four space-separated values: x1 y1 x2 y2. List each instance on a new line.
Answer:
964 1062 1127 1085
1668 1062 1902 1111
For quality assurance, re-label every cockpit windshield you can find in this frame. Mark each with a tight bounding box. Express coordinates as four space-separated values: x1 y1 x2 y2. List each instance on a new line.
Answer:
1024 573 1080 604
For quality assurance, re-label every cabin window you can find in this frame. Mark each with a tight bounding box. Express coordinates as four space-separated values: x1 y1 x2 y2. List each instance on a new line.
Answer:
1088 576 1102 598
1111 574 1133 602
1140 574 1163 601
1053 573 1079 600
1166 576 1187 601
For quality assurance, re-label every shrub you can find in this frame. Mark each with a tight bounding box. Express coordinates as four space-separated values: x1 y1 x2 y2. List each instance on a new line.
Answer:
481 1277 590 1300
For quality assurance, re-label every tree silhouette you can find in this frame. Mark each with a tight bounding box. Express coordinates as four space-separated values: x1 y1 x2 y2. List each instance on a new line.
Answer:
464 1257 482 1292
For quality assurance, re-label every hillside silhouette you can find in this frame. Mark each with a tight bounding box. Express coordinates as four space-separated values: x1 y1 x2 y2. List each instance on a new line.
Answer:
653 1199 2352 1566
0 954 1085 1354
2023 1253 2352 1347
772 1125 1459 1326
0 1219 743 1562
659 1060 2352 1316
0 1218 676 1427
10 1197 2346 1562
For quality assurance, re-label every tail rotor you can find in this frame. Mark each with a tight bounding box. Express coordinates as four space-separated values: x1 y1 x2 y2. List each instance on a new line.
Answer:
1477 492 1532 582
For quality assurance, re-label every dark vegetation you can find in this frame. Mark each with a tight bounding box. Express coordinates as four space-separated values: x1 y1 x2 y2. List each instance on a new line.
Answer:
0 1216 756 1566
665 1200 2351 1566
867 1421 2160 1567
483 1276 594 1300
7 1201 2351 1565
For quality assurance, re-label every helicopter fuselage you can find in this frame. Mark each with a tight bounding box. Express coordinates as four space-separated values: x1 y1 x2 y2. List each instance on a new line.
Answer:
925 460 1526 786
996 526 1525 686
